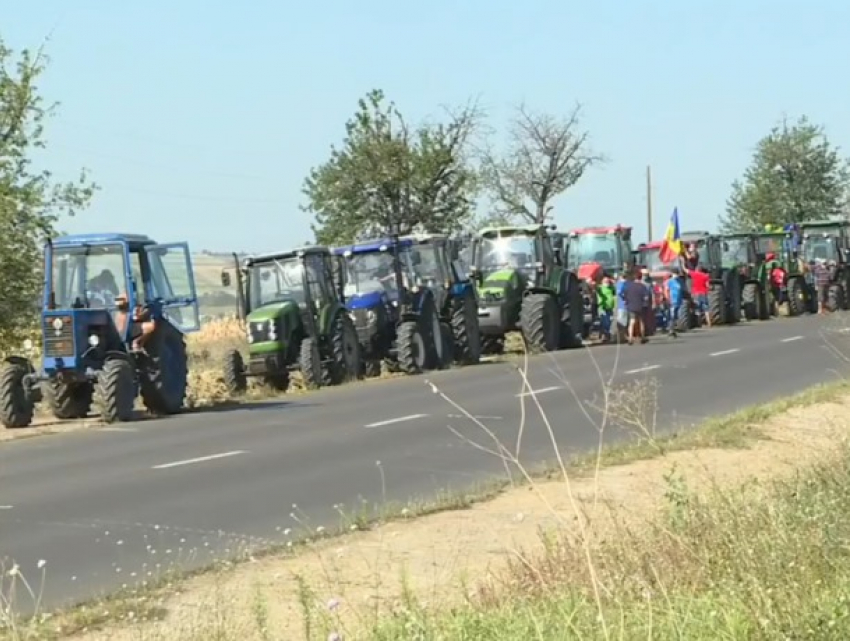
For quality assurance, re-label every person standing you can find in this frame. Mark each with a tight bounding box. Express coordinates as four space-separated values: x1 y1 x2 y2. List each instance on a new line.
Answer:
615 271 628 342
620 270 649 345
812 259 833 314
597 276 616 342
665 268 684 337
640 268 656 336
687 265 712 327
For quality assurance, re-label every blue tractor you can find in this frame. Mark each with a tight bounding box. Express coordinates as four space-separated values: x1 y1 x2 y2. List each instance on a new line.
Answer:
0 233 200 428
334 233 479 376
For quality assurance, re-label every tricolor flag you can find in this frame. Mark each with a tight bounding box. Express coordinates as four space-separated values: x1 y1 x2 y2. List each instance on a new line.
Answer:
658 207 683 264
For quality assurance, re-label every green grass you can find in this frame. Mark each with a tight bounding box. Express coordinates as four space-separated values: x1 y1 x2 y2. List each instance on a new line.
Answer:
4 379 850 639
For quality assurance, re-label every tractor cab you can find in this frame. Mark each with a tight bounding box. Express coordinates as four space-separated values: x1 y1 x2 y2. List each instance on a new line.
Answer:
564 225 634 282
720 233 761 277
635 240 673 277
469 224 558 289
801 232 842 265
679 231 725 275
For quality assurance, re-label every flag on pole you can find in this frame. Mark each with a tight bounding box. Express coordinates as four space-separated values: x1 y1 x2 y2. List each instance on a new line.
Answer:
658 207 683 264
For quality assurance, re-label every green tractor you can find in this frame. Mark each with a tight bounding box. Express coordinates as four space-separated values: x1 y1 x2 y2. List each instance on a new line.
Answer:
220 245 361 393
679 231 740 325
469 224 584 354
755 227 811 316
720 233 771 321
799 220 850 311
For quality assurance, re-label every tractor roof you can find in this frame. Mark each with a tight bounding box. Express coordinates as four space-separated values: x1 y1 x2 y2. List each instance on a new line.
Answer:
800 219 850 228
478 224 544 237
53 233 154 247
638 240 664 250
568 224 631 235
332 237 414 256
245 245 329 265
722 232 754 239
400 232 448 244
679 230 713 242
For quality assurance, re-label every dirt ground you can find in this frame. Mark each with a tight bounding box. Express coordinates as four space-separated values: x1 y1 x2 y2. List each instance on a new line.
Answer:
61 394 850 641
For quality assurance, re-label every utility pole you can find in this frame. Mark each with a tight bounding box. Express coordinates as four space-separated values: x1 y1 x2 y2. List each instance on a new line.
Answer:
645 165 653 241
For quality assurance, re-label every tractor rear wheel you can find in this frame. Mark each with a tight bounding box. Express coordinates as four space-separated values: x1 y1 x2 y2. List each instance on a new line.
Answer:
421 298 443 371
786 277 804 316
521 293 560 353
451 289 481 365
828 284 845 312
0 362 34 428
95 358 135 423
559 280 584 349
299 337 324 389
397 321 426 374
708 283 726 326
438 322 454 370
44 379 92 419
329 313 361 385
223 349 248 394
742 282 761 321
139 331 188 415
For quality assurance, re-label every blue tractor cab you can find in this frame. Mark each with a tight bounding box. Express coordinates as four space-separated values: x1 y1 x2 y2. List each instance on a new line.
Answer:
0 233 200 428
333 236 441 376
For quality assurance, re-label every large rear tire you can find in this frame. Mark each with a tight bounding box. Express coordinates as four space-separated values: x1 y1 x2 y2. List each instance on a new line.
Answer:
742 282 759 321
0 362 34 428
559 280 584 349
787 277 804 316
299 337 324 389
828 284 845 312
438 322 454 370
223 349 248 395
139 331 188 415
708 282 726 326
44 379 92 419
95 359 135 424
329 313 361 385
521 293 560 353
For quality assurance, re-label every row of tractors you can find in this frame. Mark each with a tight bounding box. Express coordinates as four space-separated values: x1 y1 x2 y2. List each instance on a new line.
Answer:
0 224 638 429
633 221 850 332
4 219 839 430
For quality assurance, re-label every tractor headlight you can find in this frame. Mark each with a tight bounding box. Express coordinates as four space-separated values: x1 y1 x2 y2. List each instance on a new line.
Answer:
88 334 100 347
247 327 254 343
52 318 63 331
366 309 377 323
267 320 277 341
22 339 33 352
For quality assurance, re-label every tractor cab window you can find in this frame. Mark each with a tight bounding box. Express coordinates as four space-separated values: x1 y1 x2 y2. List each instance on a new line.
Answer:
566 234 621 271
343 251 405 297
721 238 751 268
477 234 537 275
757 236 783 257
637 247 666 273
248 257 306 310
803 236 839 263
409 244 443 286
539 235 555 268
52 243 128 309
304 253 332 306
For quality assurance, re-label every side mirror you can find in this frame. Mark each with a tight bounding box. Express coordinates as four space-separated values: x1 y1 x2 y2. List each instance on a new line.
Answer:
221 270 231 287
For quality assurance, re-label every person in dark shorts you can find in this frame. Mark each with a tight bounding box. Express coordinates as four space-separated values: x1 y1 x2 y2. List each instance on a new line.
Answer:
812 259 833 314
620 270 649 344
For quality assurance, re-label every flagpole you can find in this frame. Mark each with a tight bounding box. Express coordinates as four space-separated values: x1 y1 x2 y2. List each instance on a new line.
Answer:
646 165 653 241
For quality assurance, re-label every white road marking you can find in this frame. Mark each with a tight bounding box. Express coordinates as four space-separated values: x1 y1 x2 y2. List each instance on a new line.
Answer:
516 386 561 398
710 348 740 357
364 414 428 428
624 364 660 375
447 414 504 420
0 506 13 510
151 450 248 470
781 335 804 343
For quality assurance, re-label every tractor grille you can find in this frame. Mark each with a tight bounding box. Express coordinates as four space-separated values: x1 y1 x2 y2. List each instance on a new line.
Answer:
43 315 74 357
350 308 379 343
248 320 272 343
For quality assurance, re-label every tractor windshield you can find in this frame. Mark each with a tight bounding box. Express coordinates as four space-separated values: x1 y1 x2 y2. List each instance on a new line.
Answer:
52 243 128 309
477 234 537 274
248 257 307 309
566 233 621 271
756 235 783 256
803 236 839 263
721 237 751 268
636 246 667 273
343 251 406 297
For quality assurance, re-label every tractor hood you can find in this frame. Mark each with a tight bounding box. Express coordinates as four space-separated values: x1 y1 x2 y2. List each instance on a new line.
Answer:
246 299 298 323
577 262 603 282
346 289 389 311
480 268 522 295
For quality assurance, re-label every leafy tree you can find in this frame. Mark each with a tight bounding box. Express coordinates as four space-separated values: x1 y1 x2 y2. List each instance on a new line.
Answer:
0 39 97 349
480 103 605 224
303 89 482 245
721 115 850 232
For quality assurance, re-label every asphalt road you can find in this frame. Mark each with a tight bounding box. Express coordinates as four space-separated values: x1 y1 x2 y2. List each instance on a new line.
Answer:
0 313 848 613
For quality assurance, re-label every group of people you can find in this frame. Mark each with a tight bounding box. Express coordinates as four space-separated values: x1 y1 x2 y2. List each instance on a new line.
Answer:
591 260 712 346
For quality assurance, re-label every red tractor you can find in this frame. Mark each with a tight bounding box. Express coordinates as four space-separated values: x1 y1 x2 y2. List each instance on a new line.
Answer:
564 225 635 336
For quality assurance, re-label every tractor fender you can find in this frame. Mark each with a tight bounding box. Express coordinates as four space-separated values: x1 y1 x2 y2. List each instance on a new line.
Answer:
4 356 36 374
104 350 133 363
317 304 338 337
524 286 556 299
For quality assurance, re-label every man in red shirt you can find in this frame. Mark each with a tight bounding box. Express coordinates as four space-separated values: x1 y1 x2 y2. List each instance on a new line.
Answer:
687 265 712 327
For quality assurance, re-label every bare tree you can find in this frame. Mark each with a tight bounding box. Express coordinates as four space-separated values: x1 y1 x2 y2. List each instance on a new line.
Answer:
481 103 605 224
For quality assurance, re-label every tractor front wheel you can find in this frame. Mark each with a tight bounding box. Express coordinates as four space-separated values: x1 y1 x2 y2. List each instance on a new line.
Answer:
329 314 361 385
95 359 135 423
787 277 804 316
742 282 762 321
397 321 426 375
438 322 454 370
0 362 34 428
299 337 324 390
828 284 845 312
521 293 560 353
44 379 92 419
139 331 188 415
223 349 248 395
451 289 481 365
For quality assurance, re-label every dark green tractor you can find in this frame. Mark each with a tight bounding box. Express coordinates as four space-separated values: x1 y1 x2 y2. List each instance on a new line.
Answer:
220 246 361 393
799 220 850 311
755 229 810 316
679 231 740 325
469 224 584 354
721 233 771 321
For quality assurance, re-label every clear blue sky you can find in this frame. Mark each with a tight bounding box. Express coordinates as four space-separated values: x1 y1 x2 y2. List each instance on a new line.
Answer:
6 0 849 253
